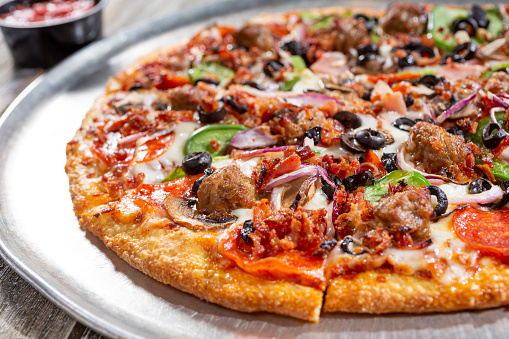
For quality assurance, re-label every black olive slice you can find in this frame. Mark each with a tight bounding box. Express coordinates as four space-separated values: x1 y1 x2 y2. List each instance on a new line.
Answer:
451 42 477 63
225 95 249 114
446 126 464 136
451 17 479 36
241 219 255 242
402 41 422 51
241 81 264 90
313 239 338 256
357 53 378 65
381 153 398 173
333 111 362 130
355 129 386 150
403 94 415 108
281 40 305 56
470 4 490 29
392 117 417 132
195 78 220 86
357 43 378 56
398 54 416 69
304 126 322 145
343 171 375 191
340 237 367 255
263 59 284 77
416 46 435 58
197 101 226 123
417 74 441 88
341 134 366 153
183 152 213 176
426 185 448 218
482 122 508 149
320 176 338 201
468 178 492 195
360 88 373 101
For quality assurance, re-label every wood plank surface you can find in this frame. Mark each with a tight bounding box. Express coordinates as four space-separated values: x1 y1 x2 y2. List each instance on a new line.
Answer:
0 0 208 337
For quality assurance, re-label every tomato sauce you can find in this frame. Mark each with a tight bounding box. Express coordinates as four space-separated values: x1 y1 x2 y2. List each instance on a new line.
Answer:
1 0 95 25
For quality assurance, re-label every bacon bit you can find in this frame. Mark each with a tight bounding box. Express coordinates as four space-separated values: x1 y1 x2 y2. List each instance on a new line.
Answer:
359 150 386 180
254 153 301 190
218 200 327 289
368 72 423 86
391 81 412 95
492 137 509 157
334 188 374 239
295 145 315 161
309 155 359 179
363 227 392 253
456 118 477 134
210 139 221 152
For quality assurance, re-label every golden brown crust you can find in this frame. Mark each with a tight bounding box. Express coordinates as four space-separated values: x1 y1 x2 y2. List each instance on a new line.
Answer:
324 261 509 314
80 207 323 322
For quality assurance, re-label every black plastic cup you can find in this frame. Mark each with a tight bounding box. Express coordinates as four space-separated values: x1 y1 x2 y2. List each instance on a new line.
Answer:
0 0 105 68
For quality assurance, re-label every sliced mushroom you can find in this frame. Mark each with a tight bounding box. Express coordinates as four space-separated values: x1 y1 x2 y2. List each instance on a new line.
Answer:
164 196 236 231
275 176 318 210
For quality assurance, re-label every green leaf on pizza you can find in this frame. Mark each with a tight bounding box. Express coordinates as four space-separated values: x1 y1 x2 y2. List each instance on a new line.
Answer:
364 170 431 203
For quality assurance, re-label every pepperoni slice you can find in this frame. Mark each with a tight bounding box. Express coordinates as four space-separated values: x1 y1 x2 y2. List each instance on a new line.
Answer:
453 206 509 256
134 133 175 163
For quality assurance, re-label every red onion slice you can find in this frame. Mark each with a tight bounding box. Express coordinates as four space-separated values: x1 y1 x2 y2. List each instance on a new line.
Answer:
422 103 436 123
264 166 318 190
436 86 479 123
492 93 509 109
285 94 342 108
326 201 335 239
230 128 277 150
447 185 504 205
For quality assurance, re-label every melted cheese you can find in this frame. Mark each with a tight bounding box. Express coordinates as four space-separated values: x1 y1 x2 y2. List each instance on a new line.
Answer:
292 69 323 93
231 208 253 226
133 122 199 184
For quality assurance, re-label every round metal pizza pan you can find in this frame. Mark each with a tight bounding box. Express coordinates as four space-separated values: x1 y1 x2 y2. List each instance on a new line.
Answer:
0 0 506 338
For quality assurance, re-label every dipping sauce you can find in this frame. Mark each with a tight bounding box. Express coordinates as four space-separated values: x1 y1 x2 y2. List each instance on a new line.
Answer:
0 0 96 26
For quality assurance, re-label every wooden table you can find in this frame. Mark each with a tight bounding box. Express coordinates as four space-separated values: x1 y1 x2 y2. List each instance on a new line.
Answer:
0 0 207 337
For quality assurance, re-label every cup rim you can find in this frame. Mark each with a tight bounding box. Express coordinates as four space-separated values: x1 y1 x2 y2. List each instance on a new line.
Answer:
0 0 106 29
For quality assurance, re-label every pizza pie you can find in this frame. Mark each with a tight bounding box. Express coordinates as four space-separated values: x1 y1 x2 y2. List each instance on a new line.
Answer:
65 2 509 322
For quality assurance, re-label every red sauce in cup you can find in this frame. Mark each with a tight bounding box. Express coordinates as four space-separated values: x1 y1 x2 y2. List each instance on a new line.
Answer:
0 0 95 26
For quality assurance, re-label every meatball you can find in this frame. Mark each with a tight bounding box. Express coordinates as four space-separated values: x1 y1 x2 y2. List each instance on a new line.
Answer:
234 24 274 52
372 189 433 241
331 17 371 53
380 2 427 35
168 85 214 111
406 121 473 180
197 165 256 218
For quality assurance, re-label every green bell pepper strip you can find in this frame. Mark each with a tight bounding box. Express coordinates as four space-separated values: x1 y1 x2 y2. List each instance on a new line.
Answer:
188 62 235 85
364 170 431 203
162 167 186 183
492 158 509 181
428 5 469 52
291 55 306 72
279 77 300 91
428 6 506 52
311 16 334 30
481 62 509 78
184 124 248 156
465 112 506 148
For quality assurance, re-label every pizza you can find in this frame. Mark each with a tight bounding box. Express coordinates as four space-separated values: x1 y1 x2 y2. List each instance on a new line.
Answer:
65 3 509 322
